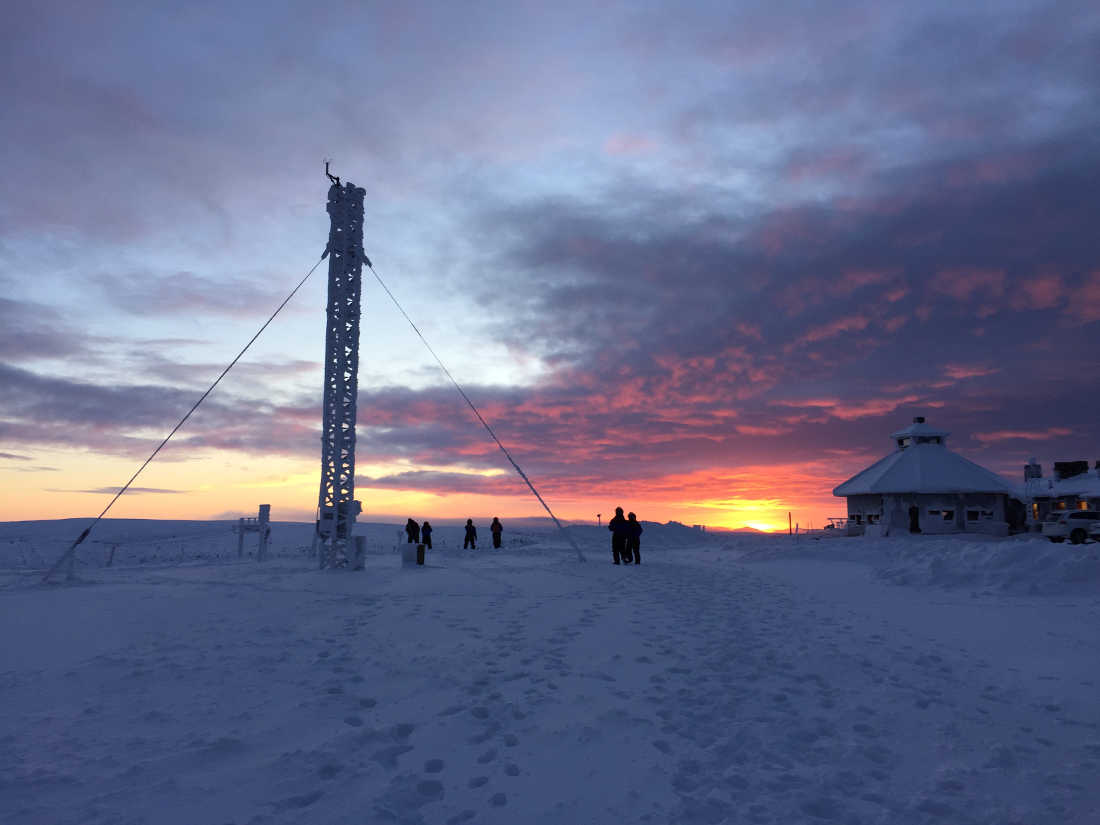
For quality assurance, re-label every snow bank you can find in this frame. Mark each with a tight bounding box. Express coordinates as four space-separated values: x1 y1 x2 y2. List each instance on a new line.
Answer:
724 532 1100 595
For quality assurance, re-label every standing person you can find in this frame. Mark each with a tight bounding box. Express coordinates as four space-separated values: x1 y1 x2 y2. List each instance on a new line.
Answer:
421 521 433 550
405 518 420 544
490 517 503 548
608 506 629 564
463 518 477 549
626 512 643 564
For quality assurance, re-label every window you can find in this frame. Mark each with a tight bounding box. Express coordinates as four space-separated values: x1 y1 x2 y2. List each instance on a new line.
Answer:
967 510 979 521
942 510 954 521
1056 501 1067 510
927 509 941 516
1078 501 1089 511
1032 502 1039 519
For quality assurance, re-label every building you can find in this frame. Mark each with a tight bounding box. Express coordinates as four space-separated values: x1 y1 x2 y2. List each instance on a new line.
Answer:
1023 458 1100 523
833 417 1022 536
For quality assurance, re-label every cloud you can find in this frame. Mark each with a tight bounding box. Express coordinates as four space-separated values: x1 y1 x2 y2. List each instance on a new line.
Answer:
93 270 298 318
356 470 525 497
60 486 188 495
973 427 1073 443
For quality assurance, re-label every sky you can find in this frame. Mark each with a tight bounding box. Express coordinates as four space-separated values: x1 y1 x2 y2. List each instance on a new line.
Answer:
1 1 1098 532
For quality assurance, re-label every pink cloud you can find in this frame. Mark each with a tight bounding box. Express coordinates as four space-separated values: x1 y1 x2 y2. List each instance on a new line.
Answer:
1063 271 1100 323
1012 271 1063 310
882 315 908 333
831 269 896 295
932 268 1005 301
883 286 910 303
792 315 870 347
973 427 1072 443
736 322 763 341
943 364 999 380
829 394 921 420
734 424 792 437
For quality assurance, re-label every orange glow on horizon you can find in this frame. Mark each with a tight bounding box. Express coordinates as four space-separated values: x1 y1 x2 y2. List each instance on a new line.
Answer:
0 447 844 532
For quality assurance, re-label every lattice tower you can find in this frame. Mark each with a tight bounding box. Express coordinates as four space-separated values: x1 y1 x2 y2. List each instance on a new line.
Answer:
316 180 365 568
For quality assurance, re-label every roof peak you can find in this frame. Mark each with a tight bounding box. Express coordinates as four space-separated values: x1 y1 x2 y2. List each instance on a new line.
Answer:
890 416 950 441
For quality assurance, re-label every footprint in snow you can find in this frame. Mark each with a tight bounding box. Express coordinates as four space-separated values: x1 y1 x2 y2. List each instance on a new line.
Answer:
477 748 498 764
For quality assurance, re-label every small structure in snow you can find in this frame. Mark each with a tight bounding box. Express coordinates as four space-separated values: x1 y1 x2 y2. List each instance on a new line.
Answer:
833 417 1020 536
1023 458 1100 523
236 504 271 560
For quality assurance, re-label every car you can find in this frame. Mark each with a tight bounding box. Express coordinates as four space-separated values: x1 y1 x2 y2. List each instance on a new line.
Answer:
1042 510 1100 544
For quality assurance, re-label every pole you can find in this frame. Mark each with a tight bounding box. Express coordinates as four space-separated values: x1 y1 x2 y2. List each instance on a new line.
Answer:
788 512 792 535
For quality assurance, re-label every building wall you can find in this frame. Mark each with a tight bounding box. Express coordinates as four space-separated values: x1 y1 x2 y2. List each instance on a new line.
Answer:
844 494 882 526
845 493 1008 535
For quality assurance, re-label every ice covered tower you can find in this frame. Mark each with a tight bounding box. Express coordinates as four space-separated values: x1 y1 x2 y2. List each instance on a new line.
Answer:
316 176 366 568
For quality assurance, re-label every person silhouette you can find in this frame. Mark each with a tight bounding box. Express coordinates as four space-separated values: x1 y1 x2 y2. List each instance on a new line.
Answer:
405 518 420 544
490 517 503 548
625 512 643 564
464 518 477 549
421 520 433 550
608 506 629 564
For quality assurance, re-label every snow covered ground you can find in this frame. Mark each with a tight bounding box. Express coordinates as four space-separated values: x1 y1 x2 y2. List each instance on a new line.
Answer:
2 520 1098 824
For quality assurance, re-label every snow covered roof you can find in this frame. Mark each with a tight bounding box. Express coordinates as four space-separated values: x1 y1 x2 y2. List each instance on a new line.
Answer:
834 418 1015 496
1025 468 1100 499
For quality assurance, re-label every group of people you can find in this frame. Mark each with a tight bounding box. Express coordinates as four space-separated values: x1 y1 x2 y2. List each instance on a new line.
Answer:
608 507 643 565
403 510 642 563
405 517 504 550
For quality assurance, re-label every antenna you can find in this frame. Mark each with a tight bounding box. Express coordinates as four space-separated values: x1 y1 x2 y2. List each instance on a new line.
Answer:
324 159 341 187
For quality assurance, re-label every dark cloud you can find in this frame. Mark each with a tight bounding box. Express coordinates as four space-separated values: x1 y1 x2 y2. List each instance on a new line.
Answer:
0 297 95 362
357 470 526 497
0 362 320 460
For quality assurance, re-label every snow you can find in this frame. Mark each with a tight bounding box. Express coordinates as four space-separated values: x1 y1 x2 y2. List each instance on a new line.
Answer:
2 520 1099 824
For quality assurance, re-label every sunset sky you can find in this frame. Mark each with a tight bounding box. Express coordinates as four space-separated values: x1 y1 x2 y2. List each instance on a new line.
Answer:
2 1 1098 531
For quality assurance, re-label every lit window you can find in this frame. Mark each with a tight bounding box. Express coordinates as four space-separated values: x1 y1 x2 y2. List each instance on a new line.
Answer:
1032 502 1039 519
1078 501 1089 511
942 510 955 521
